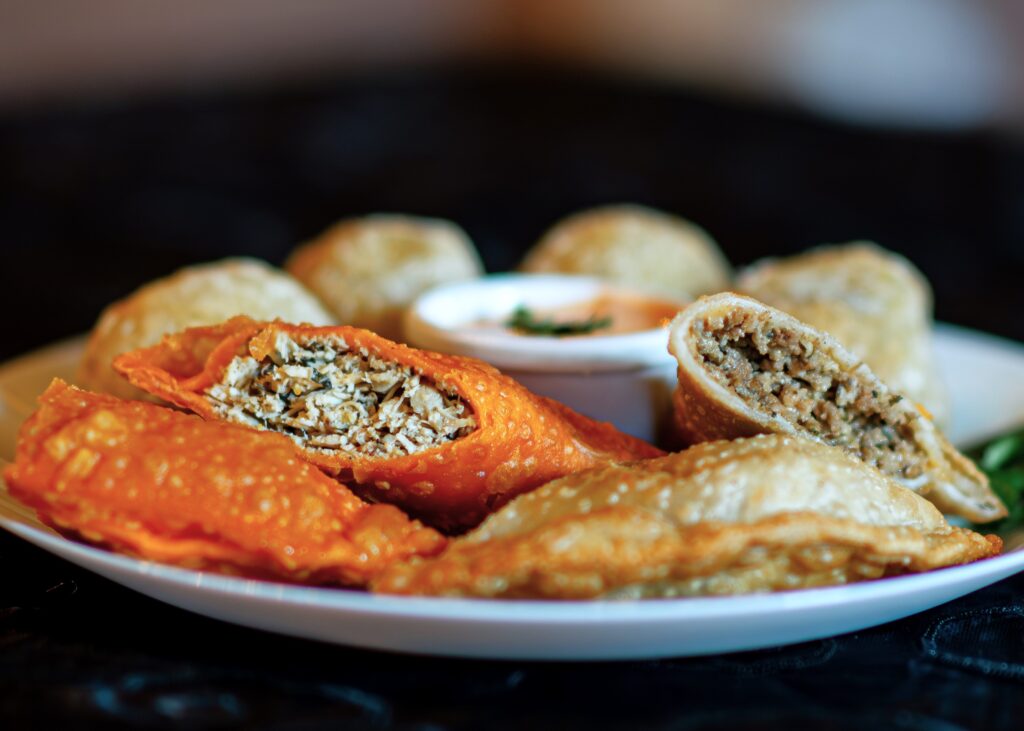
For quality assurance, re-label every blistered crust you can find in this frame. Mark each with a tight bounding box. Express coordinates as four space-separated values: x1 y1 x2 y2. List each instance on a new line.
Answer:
114 318 664 531
3 381 445 585
668 293 1005 523
372 435 1001 599
285 215 484 340
519 204 732 300
77 258 335 401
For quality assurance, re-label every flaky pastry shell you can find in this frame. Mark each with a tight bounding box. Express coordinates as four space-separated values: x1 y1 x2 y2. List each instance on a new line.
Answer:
373 435 1000 599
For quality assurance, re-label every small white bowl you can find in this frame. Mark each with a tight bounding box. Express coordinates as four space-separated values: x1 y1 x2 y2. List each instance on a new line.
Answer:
403 273 682 443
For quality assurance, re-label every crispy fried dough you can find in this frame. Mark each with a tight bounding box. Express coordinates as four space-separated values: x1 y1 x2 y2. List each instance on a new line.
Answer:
668 293 1005 523
372 435 1000 599
286 215 483 340
114 317 663 532
519 204 731 301
3 381 445 585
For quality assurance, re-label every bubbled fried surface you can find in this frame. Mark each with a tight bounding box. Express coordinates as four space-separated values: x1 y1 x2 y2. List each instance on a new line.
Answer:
372 435 1001 599
114 318 664 532
2 381 445 585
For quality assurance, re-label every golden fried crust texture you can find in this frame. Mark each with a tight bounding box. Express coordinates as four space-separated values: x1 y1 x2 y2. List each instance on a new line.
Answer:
113 318 664 532
78 258 335 401
372 435 1001 599
285 215 484 340
3 381 445 585
737 242 948 424
518 204 732 301
668 293 1006 523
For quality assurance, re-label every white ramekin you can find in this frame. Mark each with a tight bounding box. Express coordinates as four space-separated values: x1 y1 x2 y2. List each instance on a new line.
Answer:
403 273 681 443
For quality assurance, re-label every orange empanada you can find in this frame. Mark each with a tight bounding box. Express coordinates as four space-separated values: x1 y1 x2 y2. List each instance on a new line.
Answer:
668 293 1005 523
3 380 445 584
114 318 663 531
373 435 1000 599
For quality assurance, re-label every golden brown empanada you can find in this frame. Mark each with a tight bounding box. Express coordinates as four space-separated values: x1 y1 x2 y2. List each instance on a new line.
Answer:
668 293 1006 522
78 258 335 401
518 204 731 301
286 214 484 340
738 242 948 423
372 435 1000 599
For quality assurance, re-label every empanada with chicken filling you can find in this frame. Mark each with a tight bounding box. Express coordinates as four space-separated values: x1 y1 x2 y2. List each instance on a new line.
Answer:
738 242 948 424
668 293 1005 523
372 435 1000 599
113 317 663 532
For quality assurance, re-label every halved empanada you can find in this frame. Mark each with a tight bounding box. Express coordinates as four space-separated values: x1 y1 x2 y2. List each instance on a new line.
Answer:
668 293 1005 523
372 435 1000 599
737 242 948 424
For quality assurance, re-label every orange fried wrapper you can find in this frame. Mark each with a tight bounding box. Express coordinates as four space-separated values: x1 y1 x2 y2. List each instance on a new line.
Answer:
114 317 664 531
3 381 445 584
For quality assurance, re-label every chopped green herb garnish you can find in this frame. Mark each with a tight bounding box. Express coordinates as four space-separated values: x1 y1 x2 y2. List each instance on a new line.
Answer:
505 306 612 337
967 428 1024 532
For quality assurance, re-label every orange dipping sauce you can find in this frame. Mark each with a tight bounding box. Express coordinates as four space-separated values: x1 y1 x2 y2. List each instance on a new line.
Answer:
471 291 684 337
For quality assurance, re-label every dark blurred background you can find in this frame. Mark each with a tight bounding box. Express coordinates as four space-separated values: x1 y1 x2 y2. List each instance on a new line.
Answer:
2 0 1024 361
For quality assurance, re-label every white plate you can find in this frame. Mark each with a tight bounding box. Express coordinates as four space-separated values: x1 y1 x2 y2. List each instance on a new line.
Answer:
2 327 1024 660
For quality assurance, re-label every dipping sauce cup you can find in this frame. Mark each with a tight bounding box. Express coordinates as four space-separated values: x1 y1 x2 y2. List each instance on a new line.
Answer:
404 274 684 443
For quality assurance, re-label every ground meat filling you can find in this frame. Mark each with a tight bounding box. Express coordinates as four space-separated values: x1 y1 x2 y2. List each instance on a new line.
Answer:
205 333 477 458
693 312 925 482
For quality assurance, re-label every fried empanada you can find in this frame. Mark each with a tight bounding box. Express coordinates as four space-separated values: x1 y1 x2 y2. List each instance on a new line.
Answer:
738 242 948 424
286 214 484 340
519 204 732 301
668 293 1006 522
113 318 663 531
79 258 335 401
373 435 1000 599
3 381 445 585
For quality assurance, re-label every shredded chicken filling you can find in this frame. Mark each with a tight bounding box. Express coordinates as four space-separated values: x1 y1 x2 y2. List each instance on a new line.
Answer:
205 333 477 458
694 311 924 481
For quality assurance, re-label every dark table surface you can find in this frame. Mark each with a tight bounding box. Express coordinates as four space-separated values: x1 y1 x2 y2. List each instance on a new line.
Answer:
2 67 1024 729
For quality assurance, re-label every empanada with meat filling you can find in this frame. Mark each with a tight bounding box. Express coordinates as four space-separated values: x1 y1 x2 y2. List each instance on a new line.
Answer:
738 242 948 424
668 293 1006 523
113 317 663 532
372 435 1000 599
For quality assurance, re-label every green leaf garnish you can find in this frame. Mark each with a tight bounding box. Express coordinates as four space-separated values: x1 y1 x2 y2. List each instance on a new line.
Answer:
967 428 1024 533
505 306 612 337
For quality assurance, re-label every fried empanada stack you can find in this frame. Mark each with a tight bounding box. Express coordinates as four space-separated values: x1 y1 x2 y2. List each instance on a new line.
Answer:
3 381 445 585
373 435 1000 599
668 293 1006 523
113 318 663 532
